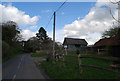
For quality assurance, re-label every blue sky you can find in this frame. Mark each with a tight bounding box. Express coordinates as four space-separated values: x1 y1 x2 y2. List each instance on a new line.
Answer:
10 2 95 31
1 1 118 45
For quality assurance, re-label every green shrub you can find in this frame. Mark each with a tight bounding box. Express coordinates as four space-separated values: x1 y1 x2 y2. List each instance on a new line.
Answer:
2 41 12 58
12 46 23 54
2 41 23 62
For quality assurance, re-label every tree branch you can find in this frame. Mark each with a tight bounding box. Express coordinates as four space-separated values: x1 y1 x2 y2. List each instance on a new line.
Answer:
108 7 120 23
109 0 119 4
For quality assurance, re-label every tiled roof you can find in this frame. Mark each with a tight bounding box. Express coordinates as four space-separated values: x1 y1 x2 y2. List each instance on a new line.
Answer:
94 28 120 47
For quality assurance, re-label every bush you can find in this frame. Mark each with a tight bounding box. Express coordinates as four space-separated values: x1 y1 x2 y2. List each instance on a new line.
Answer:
2 41 12 58
2 41 23 62
12 46 23 54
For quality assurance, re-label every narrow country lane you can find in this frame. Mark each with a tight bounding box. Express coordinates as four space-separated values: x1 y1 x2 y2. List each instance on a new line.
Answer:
2 54 49 81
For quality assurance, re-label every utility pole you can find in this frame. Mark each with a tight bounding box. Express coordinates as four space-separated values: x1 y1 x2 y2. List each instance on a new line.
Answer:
53 12 56 60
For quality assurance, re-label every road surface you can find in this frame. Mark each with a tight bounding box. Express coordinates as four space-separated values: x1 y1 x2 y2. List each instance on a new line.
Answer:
2 54 49 80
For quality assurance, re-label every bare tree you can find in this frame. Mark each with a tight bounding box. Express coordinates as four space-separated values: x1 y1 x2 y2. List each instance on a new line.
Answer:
109 0 119 4
109 0 120 23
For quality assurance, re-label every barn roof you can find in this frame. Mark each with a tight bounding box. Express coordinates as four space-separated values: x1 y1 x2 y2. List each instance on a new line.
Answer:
94 38 112 47
63 38 88 45
94 28 120 47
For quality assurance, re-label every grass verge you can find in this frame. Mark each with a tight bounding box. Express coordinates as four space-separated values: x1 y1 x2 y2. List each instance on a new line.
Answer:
31 53 49 58
40 53 120 79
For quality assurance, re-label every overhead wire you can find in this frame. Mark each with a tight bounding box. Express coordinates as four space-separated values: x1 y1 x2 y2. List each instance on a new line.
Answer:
60 2 69 11
55 0 68 12
45 13 54 29
45 0 68 29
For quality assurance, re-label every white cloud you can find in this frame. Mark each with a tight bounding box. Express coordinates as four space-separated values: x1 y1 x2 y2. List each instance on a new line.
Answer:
63 1 118 45
20 29 37 41
77 17 80 20
61 12 65 15
96 0 119 2
42 9 51 13
96 0 118 9
0 4 39 25
0 3 40 41
27 25 38 30
48 29 65 43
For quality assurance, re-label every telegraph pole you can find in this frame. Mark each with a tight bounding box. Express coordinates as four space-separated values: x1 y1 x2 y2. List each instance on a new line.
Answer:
52 0 67 61
53 12 56 60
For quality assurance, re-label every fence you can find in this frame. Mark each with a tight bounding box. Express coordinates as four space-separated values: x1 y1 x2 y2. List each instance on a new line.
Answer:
53 53 120 74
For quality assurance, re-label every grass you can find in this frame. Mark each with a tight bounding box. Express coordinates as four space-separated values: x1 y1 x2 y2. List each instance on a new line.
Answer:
65 57 112 68
39 52 120 79
31 53 49 58
41 61 120 79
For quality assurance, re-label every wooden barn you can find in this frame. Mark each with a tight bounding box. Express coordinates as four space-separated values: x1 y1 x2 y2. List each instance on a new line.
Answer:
94 28 120 58
94 38 112 54
63 38 88 51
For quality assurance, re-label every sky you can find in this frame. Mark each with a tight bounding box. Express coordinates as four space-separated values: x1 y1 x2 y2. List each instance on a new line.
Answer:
0 0 119 45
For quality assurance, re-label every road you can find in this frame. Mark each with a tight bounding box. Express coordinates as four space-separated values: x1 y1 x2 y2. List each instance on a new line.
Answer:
2 54 49 80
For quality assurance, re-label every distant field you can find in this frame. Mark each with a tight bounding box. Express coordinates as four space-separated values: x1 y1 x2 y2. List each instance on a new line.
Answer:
33 53 120 79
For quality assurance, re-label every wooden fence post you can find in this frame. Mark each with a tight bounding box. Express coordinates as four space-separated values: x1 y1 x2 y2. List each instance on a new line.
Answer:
78 54 83 74
62 54 65 67
52 53 56 64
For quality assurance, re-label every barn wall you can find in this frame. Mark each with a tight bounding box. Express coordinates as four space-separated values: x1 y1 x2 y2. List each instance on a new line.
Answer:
110 46 120 57
67 45 76 51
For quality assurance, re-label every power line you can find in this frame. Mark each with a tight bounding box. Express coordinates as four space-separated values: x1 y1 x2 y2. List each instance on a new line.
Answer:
55 0 68 12
45 13 54 29
60 2 69 11
45 0 68 29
